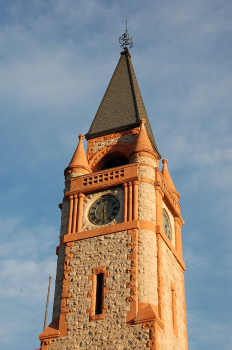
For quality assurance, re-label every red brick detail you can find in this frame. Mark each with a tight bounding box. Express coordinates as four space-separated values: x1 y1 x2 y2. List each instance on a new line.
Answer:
143 321 161 350
170 281 178 337
87 265 109 321
39 338 53 350
126 229 138 324
60 243 74 315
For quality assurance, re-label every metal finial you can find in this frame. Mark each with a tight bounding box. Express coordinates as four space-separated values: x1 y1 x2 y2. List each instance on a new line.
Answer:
119 20 133 50
43 274 52 331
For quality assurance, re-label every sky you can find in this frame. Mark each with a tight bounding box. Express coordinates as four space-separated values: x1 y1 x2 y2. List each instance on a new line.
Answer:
0 0 231 349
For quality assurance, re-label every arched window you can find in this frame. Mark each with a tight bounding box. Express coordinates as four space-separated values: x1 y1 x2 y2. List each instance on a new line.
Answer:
101 156 129 170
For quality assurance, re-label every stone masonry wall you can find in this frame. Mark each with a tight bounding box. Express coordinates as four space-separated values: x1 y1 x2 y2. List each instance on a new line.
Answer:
158 240 187 350
131 156 157 168
52 245 65 320
49 231 150 350
90 134 136 155
138 182 156 222
138 229 158 306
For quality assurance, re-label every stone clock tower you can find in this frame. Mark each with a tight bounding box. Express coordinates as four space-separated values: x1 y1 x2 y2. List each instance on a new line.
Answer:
37 46 188 350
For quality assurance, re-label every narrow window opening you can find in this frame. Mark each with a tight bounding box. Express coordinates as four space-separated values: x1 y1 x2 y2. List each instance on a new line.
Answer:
95 273 103 315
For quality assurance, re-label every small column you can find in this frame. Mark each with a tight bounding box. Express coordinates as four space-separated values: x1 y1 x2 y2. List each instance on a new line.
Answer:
77 193 85 232
133 180 140 220
67 195 74 234
72 194 78 233
123 182 128 222
128 181 133 221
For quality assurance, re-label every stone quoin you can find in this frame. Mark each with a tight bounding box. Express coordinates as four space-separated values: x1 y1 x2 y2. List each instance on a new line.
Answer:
36 45 188 350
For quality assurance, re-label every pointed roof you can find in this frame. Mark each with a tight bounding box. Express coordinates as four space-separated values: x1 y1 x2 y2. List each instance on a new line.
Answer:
85 48 161 159
162 159 180 200
133 118 155 155
65 135 91 174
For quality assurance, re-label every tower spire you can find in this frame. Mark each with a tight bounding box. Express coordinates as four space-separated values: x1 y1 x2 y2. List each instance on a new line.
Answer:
85 44 161 158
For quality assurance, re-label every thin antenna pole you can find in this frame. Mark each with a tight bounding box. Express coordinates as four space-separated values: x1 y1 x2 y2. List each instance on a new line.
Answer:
43 274 52 331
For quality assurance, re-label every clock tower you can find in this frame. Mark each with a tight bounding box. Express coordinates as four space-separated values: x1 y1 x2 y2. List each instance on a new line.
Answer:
37 44 188 350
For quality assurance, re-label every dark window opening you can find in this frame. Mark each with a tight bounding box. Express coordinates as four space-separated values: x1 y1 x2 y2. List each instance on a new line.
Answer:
101 157 129 170
95 273 104 315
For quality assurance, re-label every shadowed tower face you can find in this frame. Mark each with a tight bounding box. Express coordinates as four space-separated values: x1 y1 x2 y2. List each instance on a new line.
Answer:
38 45 188 350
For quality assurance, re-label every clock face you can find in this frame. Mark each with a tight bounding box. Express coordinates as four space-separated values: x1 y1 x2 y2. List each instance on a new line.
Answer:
88 195 120 226
163 209 172 240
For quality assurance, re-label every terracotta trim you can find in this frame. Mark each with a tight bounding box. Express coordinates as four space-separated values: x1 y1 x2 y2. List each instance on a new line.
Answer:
140 177 155 186
77 193 85 232
63 220 139 243
134 303 163 328
38 243 74 346
170 281 178 337
60 242 74 316
61 219 185 269
123 182 128 222
139 221 185 270
128 181 133 221
155 168 181 209
89 143 133 170
126 229 139 324
72 194 78 233
174 217 182 258
87 265 109 321
67 163 139 195
87 128 138 154
142 320 162 350
67 195 73 234
138 162 157 170
133 180 139 220
130 151 158 164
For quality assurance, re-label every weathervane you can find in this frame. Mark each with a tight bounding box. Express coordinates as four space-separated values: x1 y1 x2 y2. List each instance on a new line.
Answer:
119 20 133 50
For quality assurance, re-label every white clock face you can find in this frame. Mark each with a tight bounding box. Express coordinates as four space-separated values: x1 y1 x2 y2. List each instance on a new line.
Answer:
163 209 172 240
88 195 120 226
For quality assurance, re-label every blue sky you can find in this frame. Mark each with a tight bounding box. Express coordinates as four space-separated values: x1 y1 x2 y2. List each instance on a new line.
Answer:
0 1 231 349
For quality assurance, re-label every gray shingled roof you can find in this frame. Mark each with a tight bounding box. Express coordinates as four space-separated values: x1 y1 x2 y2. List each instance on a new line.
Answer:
85 49 161 158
